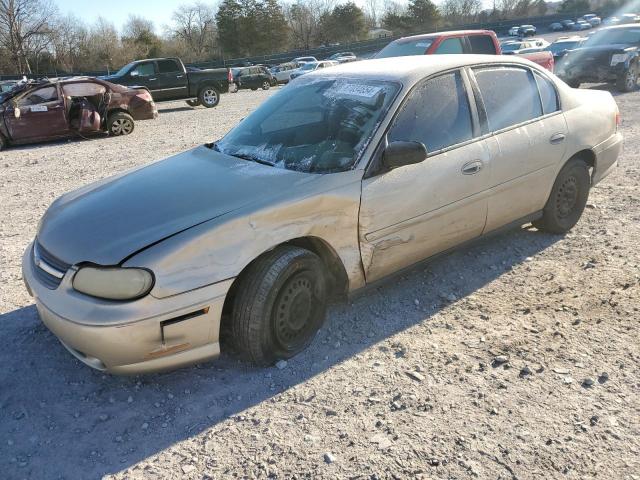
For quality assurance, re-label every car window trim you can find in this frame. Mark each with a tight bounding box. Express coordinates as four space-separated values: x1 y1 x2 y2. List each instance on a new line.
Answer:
363 67 481 179
467 63 558 136
16 84 61 107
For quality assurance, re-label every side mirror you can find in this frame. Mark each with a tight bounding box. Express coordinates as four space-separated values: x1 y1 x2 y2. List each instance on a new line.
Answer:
382 141 427 170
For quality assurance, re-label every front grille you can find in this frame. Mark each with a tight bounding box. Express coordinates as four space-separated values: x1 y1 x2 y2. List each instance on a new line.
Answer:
32 241 70 289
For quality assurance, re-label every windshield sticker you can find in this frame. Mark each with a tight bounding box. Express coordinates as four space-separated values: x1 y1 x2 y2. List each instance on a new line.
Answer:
325 83 383 99
30 105 48 112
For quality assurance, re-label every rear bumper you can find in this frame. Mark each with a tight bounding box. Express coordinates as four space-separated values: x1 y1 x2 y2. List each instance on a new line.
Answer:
22 242 232 374
592 132 622 185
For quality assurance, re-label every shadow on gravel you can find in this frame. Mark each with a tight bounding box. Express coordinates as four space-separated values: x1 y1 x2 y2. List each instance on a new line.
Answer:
0 225 562 479
157 106 194 114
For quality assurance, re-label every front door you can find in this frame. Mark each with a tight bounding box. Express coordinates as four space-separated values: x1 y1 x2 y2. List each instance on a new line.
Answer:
359 69 492 282
128 61 160 98
5 84 68 142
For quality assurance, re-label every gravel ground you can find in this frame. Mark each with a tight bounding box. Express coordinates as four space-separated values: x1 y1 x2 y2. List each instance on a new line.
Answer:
1 84 639 480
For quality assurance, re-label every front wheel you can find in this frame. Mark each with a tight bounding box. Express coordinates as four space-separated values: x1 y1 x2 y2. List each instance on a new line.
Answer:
616 65 638 92
231 246 327 365
198 85 220 108
533 158 590 234
186 99 200 107
107 112 134 136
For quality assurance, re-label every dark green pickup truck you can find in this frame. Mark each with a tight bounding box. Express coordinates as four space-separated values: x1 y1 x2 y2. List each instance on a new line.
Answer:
101 57 230 107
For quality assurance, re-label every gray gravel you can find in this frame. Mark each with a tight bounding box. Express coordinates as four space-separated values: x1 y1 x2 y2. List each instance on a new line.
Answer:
1 84 639 479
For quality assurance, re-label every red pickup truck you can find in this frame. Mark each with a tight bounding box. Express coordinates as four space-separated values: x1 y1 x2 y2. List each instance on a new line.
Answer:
376 29 554 71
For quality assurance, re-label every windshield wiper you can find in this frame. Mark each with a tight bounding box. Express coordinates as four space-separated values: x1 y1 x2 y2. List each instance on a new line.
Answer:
230 152 276 167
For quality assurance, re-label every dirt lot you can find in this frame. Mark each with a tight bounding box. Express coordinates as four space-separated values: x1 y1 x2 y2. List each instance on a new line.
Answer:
1 84 638 480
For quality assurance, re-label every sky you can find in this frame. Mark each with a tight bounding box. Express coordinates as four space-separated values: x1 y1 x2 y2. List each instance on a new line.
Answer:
56 0 424 32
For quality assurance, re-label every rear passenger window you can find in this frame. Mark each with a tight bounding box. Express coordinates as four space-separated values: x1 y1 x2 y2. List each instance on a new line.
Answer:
468 35 497 54
534 71 559 114
389 70 473 152
435 38 464 54
158 60 180 73
473 67 543 131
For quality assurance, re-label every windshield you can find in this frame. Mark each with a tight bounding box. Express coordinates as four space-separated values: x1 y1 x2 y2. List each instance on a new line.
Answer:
376 39 433 58
501 42 521 52
584 28 640 46
214 77 400 173
115 62 135 76
548 41 579 53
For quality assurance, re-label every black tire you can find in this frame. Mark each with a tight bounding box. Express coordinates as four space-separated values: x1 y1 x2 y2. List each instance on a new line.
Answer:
250 87 258 91
107 112 134 136
566 78 581 88
533 158 591 234
198 85 220 108
231 246 327 365
186 99 200 107
616 64 638 92
261 80 270 90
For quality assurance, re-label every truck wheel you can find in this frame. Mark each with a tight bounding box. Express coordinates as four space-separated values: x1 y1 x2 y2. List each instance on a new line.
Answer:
616 65 638 92
566 78 581 88
262 80 271 90
107 112 135 136
533 158 590 234
186 99 200 107
198 86 220 108
231 246 327 366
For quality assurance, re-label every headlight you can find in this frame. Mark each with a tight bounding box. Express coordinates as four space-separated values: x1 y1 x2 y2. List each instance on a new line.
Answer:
73 266 154 300
611 53 630 66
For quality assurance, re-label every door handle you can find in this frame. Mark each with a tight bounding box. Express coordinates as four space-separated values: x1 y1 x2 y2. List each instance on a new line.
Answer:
550 133 566 144
176 75 184 79
149 77 157 81
462 160 483 175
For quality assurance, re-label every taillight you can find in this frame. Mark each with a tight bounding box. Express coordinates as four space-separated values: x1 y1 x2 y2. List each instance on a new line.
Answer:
615 105 621 131
135 90 152 102
228 69 233 83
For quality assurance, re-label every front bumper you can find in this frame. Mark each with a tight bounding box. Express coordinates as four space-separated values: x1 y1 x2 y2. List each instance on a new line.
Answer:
558 61 627 84
22 243 233 374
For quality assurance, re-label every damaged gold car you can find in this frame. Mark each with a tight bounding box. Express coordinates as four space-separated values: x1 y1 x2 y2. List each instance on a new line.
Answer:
23 55 622 374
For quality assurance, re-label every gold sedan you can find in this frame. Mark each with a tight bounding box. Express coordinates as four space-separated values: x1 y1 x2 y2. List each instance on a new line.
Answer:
23 55 622 374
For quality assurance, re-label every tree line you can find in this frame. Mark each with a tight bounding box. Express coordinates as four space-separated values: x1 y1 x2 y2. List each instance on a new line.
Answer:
0 0 604 75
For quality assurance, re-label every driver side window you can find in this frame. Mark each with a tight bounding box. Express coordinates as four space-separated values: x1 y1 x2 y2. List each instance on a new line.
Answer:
17 86 59 107
131 62 155 77
388 70 474 153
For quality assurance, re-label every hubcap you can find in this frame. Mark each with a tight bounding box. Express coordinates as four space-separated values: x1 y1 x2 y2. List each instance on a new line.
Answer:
203 89 218 105
556 176 578 218
111 119 132 135
273 273 317 351
263 81 269 89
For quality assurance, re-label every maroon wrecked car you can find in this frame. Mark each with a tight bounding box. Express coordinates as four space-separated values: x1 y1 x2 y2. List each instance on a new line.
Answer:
0 77 157 150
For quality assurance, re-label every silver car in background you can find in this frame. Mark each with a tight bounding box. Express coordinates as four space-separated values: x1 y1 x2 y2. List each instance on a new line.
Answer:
23 55 621 374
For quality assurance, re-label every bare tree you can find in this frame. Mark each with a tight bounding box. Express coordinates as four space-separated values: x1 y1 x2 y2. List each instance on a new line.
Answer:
0 0 57 73
169 2 216 61
364 0 383 27
285 0 336 49
441 0 482 24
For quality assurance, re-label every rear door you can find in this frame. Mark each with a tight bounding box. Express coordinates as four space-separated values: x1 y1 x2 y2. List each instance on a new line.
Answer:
466 34 499 54
156 59 188 100
359 69 492 282
434 37 465 54
5 84 69 141
469 65 567 231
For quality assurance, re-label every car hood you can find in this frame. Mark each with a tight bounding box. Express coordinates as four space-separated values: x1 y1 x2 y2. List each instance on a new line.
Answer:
37 146 320 266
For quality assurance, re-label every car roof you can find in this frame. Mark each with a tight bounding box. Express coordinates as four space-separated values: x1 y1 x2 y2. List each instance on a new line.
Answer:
394 29 495 43
305 54 539 84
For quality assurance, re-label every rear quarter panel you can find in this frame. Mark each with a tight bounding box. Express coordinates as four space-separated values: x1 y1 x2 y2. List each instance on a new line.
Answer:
187 69 230 96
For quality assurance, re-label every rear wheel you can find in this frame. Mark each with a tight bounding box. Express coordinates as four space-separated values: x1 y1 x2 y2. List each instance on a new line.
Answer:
107 112 134 136
533 158 590 234
198 85 220 107
231 246 327 365
262 80 270 90
616 64 638 92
